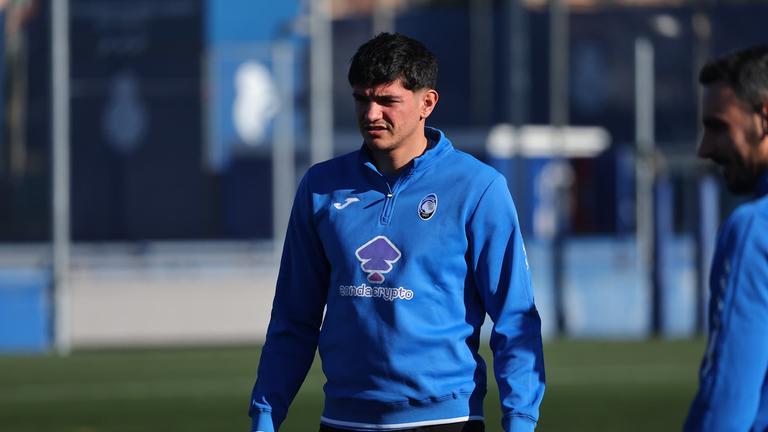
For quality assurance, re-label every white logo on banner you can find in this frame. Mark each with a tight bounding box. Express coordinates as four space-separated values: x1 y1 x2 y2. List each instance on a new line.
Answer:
233 61 280 146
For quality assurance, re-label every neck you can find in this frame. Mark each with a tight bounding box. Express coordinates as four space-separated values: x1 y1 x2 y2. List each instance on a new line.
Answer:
757 169 768 196
372 133 428 176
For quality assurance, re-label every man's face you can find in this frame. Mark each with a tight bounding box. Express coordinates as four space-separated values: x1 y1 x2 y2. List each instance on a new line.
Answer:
352 79 436 153
699 82 768 193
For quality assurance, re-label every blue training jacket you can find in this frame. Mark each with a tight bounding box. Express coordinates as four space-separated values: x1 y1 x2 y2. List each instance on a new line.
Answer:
685 173 768 431
249 127 545 432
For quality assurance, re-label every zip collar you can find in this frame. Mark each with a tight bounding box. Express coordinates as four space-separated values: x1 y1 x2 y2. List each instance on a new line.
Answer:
359 126 454 175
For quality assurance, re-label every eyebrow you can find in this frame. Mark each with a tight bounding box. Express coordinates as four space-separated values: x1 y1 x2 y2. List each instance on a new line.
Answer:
352 92 401 102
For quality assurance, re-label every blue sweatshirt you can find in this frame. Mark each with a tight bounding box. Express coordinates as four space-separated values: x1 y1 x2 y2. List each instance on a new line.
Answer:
250 127 545 432
685 173 768 431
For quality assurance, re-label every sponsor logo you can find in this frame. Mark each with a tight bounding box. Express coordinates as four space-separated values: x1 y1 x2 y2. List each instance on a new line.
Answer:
333 197 360 210
355 236 401 284
339 283 414 301
418 193 438 220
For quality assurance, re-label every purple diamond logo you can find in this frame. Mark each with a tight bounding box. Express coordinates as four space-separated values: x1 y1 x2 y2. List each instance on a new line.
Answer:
355 236 402 284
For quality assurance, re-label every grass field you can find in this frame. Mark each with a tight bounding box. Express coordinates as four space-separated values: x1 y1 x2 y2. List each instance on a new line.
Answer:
0 339 704 431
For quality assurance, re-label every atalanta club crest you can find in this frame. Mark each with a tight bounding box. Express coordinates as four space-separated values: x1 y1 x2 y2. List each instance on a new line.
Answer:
418 193 438 220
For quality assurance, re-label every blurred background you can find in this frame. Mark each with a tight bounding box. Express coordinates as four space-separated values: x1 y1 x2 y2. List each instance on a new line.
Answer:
0 0 765 430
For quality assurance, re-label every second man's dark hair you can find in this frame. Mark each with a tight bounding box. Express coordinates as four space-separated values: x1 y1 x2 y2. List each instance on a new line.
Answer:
700 45 768 112
348 32 437 91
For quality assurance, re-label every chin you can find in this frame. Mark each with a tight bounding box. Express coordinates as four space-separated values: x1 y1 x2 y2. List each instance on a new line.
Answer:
364 139 394 152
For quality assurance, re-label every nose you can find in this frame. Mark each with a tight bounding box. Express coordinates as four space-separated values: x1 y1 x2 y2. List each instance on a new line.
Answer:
362 102 382 123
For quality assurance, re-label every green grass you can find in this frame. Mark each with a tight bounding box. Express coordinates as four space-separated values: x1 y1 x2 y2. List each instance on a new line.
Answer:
0 339 704 431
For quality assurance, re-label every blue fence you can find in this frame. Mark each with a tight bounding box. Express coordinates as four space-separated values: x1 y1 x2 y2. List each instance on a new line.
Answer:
528 236 697 339
0 268 51 353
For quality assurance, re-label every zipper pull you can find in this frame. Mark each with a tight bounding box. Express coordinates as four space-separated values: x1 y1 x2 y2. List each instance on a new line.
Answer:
385 180 394 198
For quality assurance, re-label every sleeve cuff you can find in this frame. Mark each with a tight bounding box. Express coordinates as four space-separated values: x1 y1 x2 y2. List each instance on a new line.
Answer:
503 415 537 432
251 412 275 432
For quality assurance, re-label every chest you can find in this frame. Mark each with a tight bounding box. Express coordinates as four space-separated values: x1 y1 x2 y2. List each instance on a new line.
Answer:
315 183 466 276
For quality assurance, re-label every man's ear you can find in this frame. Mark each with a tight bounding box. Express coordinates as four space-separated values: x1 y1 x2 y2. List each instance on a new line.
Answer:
761 102 768 138
420 89 439 120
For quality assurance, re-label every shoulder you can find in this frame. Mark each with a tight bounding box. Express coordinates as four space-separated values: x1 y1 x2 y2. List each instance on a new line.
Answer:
436 148 514 218
442 147 505 190
745 195 768 251
306 150 359 177
720 196 768 258
301 150 361 190
723 196 768 237
426 127 501 186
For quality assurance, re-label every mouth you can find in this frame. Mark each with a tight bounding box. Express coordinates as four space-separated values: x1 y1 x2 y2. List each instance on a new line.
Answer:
363 125 389 137
365 125 387 130
704 155 730 171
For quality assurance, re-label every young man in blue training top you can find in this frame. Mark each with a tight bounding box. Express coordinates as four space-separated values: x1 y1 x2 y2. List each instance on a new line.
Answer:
249 32 545 432
685 45 768 431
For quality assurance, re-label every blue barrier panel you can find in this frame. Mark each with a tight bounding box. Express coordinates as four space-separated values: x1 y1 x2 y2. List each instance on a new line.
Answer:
563 237 650 338
653 175 674 335
695 175 719 332
556 236 697 338
526 239 555 338
0 268 51 353
479 238 556 341
663 236 697 337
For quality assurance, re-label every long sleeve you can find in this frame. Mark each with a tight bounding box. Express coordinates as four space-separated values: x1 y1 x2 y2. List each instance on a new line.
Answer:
468 175 546 432
249 172 331 432
685 208 768 431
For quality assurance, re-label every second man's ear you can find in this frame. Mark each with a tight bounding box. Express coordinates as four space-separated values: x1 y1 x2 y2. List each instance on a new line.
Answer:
420 89 439 120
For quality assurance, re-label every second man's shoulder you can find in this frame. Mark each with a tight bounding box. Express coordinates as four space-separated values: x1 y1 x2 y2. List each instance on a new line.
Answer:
721 195 768 255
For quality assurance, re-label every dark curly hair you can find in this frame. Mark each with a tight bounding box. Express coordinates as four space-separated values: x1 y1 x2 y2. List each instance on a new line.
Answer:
348 32 437 91
700 45 768 112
